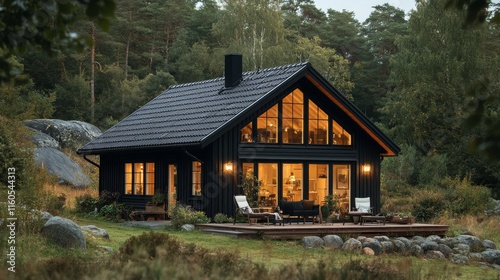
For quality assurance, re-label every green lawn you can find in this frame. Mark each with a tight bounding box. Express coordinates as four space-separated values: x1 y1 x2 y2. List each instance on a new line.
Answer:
70 217 500 280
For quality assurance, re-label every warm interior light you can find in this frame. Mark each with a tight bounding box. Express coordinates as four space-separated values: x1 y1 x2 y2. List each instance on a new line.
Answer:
224 162 233 172
362 164 371 173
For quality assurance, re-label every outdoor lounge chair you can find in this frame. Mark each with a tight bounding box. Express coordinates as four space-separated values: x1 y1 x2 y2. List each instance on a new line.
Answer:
341 197 374 225
353 197 386 225
354 197 373 214
233 195 282 225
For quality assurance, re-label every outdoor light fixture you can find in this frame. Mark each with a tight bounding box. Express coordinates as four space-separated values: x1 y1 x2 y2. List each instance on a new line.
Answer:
224 162 233 172
362 164 371 173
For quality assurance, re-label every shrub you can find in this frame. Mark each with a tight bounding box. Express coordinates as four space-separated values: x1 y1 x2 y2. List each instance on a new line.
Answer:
99 203 132 222
98 190 120 208
440 177 492 216
119 232 179 259
213 213 233 223
412 190 446 222
42 192 66 215
75 194 99 213
169 204 210 229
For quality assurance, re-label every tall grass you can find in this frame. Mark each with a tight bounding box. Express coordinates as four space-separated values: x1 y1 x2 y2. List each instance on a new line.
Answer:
12 232 433 280
43 183 98 211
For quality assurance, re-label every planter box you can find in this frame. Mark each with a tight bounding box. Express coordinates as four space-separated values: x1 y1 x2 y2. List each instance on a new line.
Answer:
144 203 166 220
390 216 414 224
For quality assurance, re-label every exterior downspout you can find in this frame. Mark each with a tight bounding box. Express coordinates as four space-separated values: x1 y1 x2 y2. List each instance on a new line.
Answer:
83 155 100 169
183 148 204 164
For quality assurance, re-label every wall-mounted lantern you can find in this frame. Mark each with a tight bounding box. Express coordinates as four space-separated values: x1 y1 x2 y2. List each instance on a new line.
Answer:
224 162 234 173
362 164 371 173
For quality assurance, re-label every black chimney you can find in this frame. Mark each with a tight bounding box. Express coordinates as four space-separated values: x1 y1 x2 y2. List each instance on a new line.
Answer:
224 54 242 88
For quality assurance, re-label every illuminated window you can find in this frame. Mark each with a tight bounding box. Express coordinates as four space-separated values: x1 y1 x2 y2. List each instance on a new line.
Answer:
124 162 155 196
283 163 303 201
308 101 328 145
258 163 278 207
282 89 303 144
257 104 278 143
332 120 351 145
192 161 202 196
240 122 253 142
309 164 329 205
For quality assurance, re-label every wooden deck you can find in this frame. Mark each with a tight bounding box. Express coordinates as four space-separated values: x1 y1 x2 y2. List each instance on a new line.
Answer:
195 222 449 240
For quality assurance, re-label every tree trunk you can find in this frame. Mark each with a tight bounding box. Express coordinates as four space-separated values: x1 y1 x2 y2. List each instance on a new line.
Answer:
125 10 131 80
90 22 96 124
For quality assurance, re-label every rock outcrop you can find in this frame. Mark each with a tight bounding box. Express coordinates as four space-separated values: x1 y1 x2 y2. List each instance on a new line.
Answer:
26 119 101 188
26 119 101 151
34 147 92 187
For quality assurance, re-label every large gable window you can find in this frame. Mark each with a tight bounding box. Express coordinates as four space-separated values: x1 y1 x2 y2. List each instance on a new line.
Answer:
240 88 352 146
282 89 304 144
125 162 155 195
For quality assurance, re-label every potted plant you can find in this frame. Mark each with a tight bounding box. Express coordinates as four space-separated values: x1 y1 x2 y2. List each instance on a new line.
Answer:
237 173 261 208
149 193 165 205
321 195 341 223
145 193 166 220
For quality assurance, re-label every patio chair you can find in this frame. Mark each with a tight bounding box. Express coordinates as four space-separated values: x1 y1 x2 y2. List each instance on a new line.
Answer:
354 197 373 214
340 197 374 225
233 195 282 225
354 197 386 225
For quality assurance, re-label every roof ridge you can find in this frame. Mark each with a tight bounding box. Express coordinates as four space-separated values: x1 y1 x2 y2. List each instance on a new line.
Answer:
170 62 309 89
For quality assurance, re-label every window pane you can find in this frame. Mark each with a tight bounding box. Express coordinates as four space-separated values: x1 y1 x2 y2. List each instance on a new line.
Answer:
282 163 303 201
333 165 350 212
258 163 278 207
125 163 132 195
145 163 155 195
134 163 144 195
309 164 329 205
257 105 278 143
240 122 253 142
282 89 303 144
309 101 329 145
332 120 351 145
192 161 202 196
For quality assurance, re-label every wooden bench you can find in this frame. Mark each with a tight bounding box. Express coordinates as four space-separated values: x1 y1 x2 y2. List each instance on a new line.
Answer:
361 215 386 225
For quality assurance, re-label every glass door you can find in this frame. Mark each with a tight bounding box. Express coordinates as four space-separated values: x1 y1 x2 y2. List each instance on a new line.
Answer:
167 164 177 212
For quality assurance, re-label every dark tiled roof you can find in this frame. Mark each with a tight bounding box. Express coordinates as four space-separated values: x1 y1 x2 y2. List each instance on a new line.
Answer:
78 63 309 154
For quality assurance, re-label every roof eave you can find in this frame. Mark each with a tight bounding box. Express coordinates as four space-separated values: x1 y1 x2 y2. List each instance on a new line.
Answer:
76 142 201 155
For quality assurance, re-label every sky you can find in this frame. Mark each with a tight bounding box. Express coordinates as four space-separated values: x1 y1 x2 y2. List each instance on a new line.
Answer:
313 0 417 22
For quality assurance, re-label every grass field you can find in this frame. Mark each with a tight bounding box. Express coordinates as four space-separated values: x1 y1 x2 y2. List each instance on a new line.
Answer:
61 216 500 280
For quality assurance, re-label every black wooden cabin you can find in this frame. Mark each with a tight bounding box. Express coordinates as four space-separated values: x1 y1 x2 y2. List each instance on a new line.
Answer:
78 54 400 218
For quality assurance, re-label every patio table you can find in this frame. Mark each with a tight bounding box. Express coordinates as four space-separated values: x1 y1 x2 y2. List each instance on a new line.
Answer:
347 211 370 225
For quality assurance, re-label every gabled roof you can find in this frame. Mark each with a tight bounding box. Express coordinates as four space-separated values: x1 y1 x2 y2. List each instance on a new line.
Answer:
78 62 400 156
